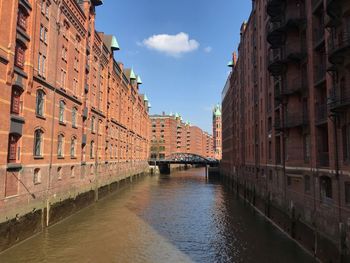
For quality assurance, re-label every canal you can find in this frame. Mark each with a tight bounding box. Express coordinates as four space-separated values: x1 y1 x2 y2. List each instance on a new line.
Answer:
0 168 317 263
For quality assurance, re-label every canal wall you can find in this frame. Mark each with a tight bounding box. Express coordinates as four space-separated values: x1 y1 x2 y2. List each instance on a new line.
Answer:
221 173 350 263
0 161 149 253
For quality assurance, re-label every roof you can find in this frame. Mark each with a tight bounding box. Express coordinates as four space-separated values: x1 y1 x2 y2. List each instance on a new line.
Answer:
137 75 142 84
213 104 221 117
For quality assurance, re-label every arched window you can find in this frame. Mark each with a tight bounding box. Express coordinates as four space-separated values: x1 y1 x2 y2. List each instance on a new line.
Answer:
70 137 76 158
34 129 43 157
36 90 45 116
70 166 75 178
59 100 65 123
72 107 77 127
11 86 22 115
90 141 95 158
57 134 64 157
34 168 41 184
57 167 62 180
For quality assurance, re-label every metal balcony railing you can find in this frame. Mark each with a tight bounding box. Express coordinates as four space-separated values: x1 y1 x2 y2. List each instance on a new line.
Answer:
328 32 350 62
328 87 350 111
315 103 328 124
314 64 326 85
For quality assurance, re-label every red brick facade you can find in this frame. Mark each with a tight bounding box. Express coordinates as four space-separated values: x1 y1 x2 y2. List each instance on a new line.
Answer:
0 0 150 225
150 113 214 159
221 0 350 261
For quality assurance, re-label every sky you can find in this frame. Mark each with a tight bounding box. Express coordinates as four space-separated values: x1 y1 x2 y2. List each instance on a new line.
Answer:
95 0 252 133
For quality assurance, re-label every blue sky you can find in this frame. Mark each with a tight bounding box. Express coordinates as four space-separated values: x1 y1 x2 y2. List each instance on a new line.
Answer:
95 0 252 133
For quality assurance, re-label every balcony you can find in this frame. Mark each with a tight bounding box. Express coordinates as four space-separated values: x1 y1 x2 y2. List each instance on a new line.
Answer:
328 33 350 65
312 0 324 13
281 77 306 96
328 87 350 112
315 104 328 125
314 64 326 86
267 0 284 21
313 28 325 49
284 112 309 129
318 152 330 167
326 0 341 19
268 46 306 76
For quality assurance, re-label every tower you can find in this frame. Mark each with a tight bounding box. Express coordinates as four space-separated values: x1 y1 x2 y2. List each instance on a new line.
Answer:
213 104 222 160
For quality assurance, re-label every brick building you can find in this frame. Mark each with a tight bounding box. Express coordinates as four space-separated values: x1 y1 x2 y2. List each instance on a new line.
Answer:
221 0 350 261
150 113 214 159
213 104 222 160
0 0 150 240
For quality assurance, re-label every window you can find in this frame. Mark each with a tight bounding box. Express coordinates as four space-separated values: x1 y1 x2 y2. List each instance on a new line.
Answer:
11 86 21 114
90 141 95 158
342 124 350 162
33 168 41 184
70 137 76 158
57 167 62 180
59 100 65 123
72 107 77 127
17 7 28 30
36 90 45 116
8 134 20 163
38 53 46 77
57 134 64 157
34 129 43 157
320 176 332 201
303 134 311 162
304 175 311 193
343 182 350 205
91 116 95 133
15 42 25 68
61 46 67 61
39 25 48 43
60 69 66 88
70 166 75 178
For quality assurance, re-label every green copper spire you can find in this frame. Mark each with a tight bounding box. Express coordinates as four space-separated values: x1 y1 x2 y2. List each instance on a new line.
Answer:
175 112 179 118
130 68 136 80
214 104 222 117
227 60 234 67
137 75 142 84
144 94 149 101
110 35 120 51
148 102 152 108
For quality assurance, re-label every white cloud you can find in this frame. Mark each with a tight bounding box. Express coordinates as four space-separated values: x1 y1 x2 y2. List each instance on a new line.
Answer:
204 46 212 53
141 32 199 57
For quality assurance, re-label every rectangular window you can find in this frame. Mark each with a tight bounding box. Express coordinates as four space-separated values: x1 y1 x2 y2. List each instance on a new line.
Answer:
17 9 27 30
15 44 25 68
8 135 18 162
11 88 21 115
60 69 66 88
345 183 350 204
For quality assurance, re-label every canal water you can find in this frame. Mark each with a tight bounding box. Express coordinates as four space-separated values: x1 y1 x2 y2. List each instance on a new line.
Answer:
0 168 317 263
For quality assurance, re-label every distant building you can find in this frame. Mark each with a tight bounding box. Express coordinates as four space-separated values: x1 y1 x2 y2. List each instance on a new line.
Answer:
150 113 214 159
213 104 222 160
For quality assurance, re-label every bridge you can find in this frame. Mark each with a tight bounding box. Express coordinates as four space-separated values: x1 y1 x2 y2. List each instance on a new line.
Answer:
149 152 219 166
149 153 219 175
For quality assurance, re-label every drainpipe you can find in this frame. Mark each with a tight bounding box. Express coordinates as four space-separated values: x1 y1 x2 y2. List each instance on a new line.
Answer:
46 1 62 226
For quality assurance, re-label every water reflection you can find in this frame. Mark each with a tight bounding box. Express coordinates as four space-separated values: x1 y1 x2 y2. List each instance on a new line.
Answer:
0 168 316 263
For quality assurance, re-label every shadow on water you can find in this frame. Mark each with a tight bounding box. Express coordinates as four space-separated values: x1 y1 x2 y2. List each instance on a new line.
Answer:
0 168 317 263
